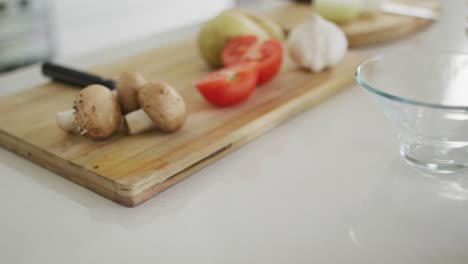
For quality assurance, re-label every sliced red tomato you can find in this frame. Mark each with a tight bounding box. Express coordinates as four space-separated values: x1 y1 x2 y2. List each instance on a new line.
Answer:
196 62 260 107
222 35 283 85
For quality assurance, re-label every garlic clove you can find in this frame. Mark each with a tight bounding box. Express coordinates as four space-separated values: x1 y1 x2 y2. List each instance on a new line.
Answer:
287 14 348 73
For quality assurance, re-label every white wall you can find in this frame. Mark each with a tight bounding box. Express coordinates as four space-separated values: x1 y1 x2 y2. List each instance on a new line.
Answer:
50 0 234 58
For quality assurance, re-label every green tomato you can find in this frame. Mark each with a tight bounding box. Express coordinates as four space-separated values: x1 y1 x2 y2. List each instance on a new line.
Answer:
315 0 362 24
197 9 285 68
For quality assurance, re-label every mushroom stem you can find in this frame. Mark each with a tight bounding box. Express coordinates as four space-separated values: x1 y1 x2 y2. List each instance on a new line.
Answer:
56 109 79 133
124 109 155 135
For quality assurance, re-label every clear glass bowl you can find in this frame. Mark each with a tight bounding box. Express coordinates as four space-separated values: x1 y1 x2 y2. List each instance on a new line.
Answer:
356 51 468 174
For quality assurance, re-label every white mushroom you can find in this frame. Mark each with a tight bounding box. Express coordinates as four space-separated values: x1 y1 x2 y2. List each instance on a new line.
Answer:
56 84 122 139
124 81 186 135
116 72 146 114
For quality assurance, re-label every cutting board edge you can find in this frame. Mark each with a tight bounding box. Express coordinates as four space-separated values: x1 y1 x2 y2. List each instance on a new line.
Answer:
0 129 116 201
112 53 366 207
114 143 235 207
347 18 433 48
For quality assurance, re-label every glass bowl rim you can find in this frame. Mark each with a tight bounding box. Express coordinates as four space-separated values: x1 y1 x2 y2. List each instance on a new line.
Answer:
355 50 468 111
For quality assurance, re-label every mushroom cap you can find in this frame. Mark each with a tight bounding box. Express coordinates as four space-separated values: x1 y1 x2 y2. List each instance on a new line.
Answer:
116 72 146 114
138 82 186 132
74 84 122 139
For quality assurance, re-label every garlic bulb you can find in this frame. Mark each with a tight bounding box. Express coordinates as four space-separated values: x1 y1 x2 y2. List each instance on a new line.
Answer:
287 14 348 72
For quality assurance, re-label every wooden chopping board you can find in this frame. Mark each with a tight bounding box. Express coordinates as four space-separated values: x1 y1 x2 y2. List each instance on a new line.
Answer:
0 0 440 207
0 37 366 207
268 0 440 48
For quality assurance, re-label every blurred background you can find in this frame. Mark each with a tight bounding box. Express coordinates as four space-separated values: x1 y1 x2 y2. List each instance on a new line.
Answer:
0 0 241 73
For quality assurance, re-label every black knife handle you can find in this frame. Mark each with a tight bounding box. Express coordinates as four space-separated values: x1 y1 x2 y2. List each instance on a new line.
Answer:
41 62 116 89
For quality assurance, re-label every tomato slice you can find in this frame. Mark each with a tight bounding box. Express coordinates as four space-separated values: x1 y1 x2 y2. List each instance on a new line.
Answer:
222 35 283 85
196 62 260 107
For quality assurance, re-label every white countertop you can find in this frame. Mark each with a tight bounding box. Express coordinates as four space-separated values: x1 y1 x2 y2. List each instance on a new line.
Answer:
2 1 468 263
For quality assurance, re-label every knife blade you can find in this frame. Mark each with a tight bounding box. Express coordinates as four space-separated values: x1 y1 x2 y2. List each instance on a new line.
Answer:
381 1 440 20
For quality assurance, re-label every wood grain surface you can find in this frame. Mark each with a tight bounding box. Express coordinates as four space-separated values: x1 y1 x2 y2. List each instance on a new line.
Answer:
268 0 440 47
0 35 367 206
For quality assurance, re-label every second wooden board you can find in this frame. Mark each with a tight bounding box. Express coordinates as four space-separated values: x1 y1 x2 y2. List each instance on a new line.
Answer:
268 0 440 48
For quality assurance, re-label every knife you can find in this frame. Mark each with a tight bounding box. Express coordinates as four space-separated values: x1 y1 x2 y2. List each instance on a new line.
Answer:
380 1 440 20
41 62 116 89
